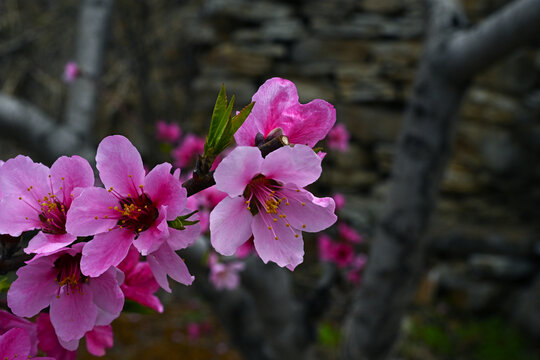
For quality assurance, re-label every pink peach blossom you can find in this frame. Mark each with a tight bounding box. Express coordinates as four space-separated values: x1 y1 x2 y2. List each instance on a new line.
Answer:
333 193 346 212
156 121 182 143
0 328 54 360
0 310 38 356
66 135 199 291
235 238 255 259
327 123 350 152
118 246 163 313
234 78 336 147
172 134 205 168
338 223 363 244
347 254 367 285
0 155 94 254
63 61 80 83
332 242 354 268
37 313 113 359
208 253 245 290
317 234 336 262
7 243 124 345
210 145 337 269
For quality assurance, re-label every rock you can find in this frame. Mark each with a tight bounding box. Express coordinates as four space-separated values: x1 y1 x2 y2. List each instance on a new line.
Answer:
336 64 396 102
201 43 273 76
360 0 407 14
339 105 402 142
260 18 305 41
461 88 521 125
512 275 540 338
480 130 522 174
373 143 395 174
441 162 482 194
204 0 291 20
468 254 536 281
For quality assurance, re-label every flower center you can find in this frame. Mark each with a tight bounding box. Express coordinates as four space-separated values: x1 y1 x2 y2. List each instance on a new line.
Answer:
115 194 158 234
54 253 86 296
38 195 67 234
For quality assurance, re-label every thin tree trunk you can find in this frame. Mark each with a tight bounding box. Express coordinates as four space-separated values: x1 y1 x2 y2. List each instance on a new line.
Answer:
343 0 540 358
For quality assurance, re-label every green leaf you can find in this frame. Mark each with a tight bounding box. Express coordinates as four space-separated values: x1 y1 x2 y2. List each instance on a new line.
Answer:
123 299 157 314
205 85 231 155
168 210 200 230
317 322 341 348
230 101 254 136
0 276 12 292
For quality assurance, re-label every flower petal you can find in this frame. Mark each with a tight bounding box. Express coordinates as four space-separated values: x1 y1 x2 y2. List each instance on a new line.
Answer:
0 155 49 201
65 187 120 236
144 163 187 219
262 145 322 188
88 267 124 326
0 194 41 236
37 313 77 360
50 156 94 207
80 229 134 277
283 99 336 147
49 285 97 343
121 262 163 313
96 135 145 197
167 211 200 251
252 213 304 269
281 188 337 232
0 328 31 359
85 325 113 357
7 259 58 318
234 78 299 145
210 196 253 256
214 146 263 197
147 243 194 292
25 232 77 255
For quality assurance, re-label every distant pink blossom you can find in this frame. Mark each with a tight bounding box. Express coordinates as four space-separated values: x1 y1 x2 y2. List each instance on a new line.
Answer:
0 328 54 360
186 322 212 341
0 310 38 356
317 151 327 160
0 155 94 254
317 234 335 262
333 193 346 212
7 243 124 346
208 253 245 290
37 313 113 359
235 238 255 259
66 135 199 291
118 246 163 313
327 123 350 152
347 254 367 285
338 223 363 244
172 134 205 168
156 121 182 143
235 77 336 147
210 145 337 269
332 243 354 268
63 62 80 83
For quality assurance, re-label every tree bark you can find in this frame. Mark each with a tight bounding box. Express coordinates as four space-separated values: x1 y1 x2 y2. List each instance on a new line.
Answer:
343 0 540 358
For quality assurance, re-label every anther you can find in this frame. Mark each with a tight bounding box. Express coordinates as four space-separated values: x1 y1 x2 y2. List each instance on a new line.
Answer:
94 216 98 220
301 202 306 206
302 224 306 228
275 236 279 240
268 226 272 230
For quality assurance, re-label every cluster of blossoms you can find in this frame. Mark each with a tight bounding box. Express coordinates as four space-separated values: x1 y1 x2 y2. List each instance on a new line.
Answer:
0 77 341 355
317 194 367 285
155 120 206 169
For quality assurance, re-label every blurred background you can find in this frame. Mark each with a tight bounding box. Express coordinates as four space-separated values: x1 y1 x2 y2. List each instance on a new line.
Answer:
0 0 539 359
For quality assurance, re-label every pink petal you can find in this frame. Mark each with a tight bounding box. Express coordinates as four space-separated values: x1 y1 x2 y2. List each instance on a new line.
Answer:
96 135 145 197
121 262 163 313
234 78 299 145
251 213 304 269
25 232 77 255
37 313 77 360
214 147 263 197
0 328 31 359
88 267 124 326
49 284 98 343
144 163 186 219
50 156 94 207
80 228 134 277
147 242 194 292
0 155 50 202
210 196 254 256
0 310 38 355
281 188 337 232
118 245 140 274
262 145 322 188
7 259 58 318
282 99 336 147
132 206 168 256
65 187 120 236
0 194 41 236
85 325 113 357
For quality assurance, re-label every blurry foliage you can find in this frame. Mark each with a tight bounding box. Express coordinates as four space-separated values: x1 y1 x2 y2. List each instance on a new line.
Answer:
317 321 341 349
404 306 540 360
